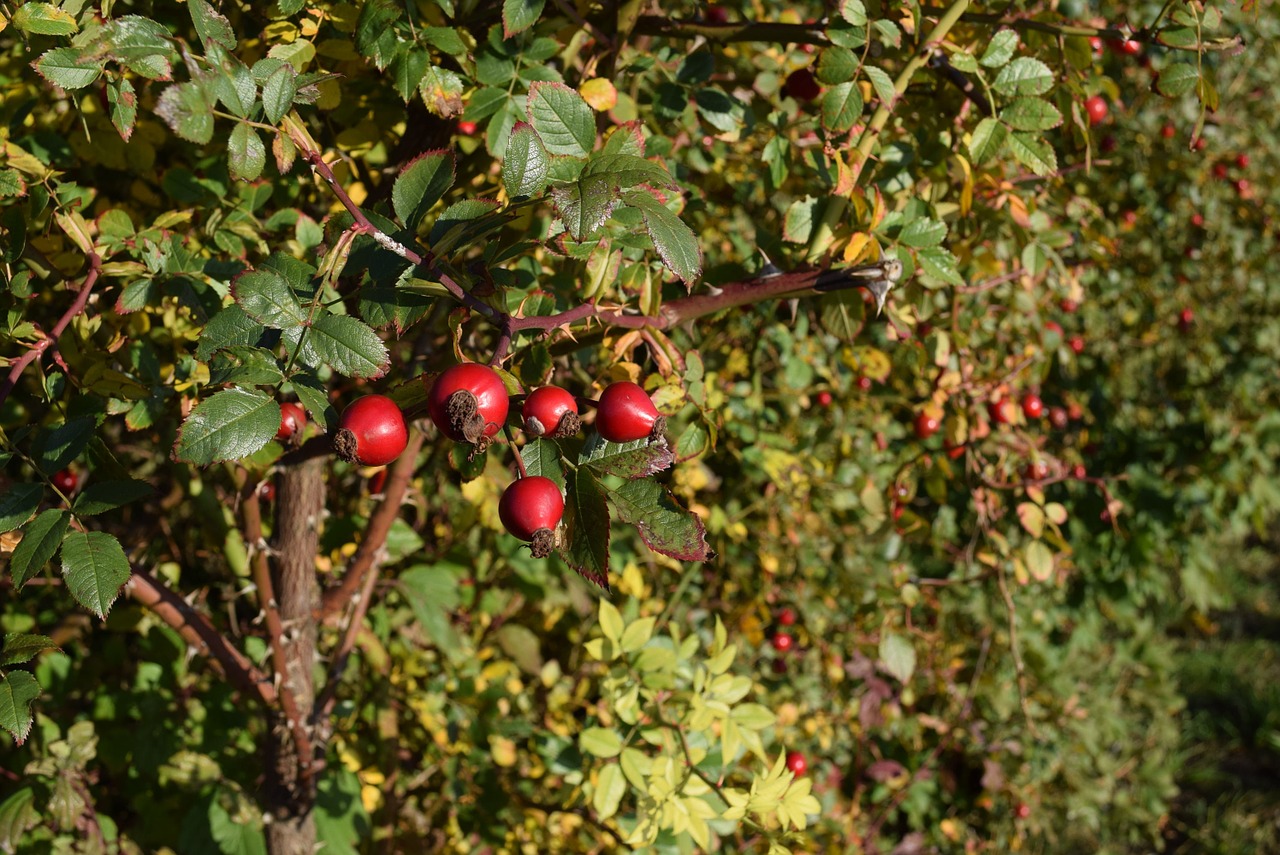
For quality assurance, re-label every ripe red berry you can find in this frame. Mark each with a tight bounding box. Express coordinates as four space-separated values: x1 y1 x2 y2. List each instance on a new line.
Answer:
1048 407 1069 431
857 376 872 392
815 390 833 408
1089 36 1103 56
1235 153 1249 169
51 468 78 495
1190 212 1204 228
1213 161 1230 180
1111 38 1142 56
770 632 794 653
784 68 821 103
1068 335 1086 355
1071 464 1087 479
595 381 662 443
1192 137 1207 152
944 440 965 460
1178 306 1194 333
1058 299 1078 314
1121 210 1137 227
989 398 1017 426
428 363 511 446
1235 179 1251 197
1015 802 1032 820
258 480 276 502
457 120 478 136
1161 123 1176 139
1025 460 1050 481
522 386 580 438
1085 95 1109 126
914 411 940 440
276 401 306 442
498 475 564 557
704 4 729 24
785 751 808 776
335 395 409 466
776 606 798 627
1021 393 1044 420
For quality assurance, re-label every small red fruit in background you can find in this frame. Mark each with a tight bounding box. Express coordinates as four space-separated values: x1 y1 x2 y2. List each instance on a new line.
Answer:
258 480 276 502
785 68 821 102
1072 464 1088 479
52 468 79 495
1121 210 1137 227
1067 401 1085 421
704 4 729 24
1044 320 1064 338
276 401 306 442
1068 336 1086 355
776 606 798 627
815 390 833 408
1192 137 1207 152
914 410 940 440
1161 123 1176 139
1235 153 1249 169
1178 307 1194 333
770 632 794 653
1085 95 1109 126
1058 299 1078 314
1111 38 1142 56
989 398 1017 425
456 120 478 135
335 395 409 466
1021 393 1044 420
857 376 872 392
1089 36 1103 55
944 440 965 460
1190 212 1204 228
1025 460 1050 481
785 751 808 776
1015 802 1032 820
595 381 662 443
1212 161 1229 180
499 475 564 557
1049 407 1069 431
367 468 388 495
522 386 580 438
428 363 511 445
1235 179 1251 197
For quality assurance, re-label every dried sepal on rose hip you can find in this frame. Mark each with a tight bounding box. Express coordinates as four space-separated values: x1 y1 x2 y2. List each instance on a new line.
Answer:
334 394 408 466
498 475 564 558
427 363 511 449
522 386 580 438
594 381 664 443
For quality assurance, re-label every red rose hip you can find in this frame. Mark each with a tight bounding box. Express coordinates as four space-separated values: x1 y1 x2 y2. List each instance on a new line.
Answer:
1021 393 1044 420
784 68 821 102
595 381 663 443
428 363 511 446
522 386 580 438
499 475 564 558
276 401 306 442
785 751 808 776
335 395 408 466
1085 95 1109 126
51 468 79 495
914 411 940 440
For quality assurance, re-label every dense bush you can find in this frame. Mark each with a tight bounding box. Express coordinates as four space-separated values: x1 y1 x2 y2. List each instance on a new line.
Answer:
1 1 1276 853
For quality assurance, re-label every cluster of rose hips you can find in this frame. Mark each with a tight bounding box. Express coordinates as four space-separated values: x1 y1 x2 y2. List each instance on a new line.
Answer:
274 364 665 557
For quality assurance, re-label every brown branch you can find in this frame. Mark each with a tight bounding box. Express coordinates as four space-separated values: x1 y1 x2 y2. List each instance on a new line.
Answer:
0 253 102 409
313 552 381 723
126 567 275 705
319 432 425 617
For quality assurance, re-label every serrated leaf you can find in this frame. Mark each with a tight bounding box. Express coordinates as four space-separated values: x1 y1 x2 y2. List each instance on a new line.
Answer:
261 64 297 124
559 468 611 590
60 531 131 619
1025 540 1054 581
1000 97 1062 131
864 65 896 107
839 0 867 26
393 150 455 230
897 217 946 248
72 479 155 517
579 432 675 479
208 345 285 387
819 289 867 339
979 30 1018 67
173 387 279 465
390 50 429 103
622 190 701 286
915 247 965 286
783 196 821 244
878 631 916 683
816 46 859 85
1157 27 1198 49
949 51 979 73
0 787 38 847
1 634 56 667
969 116 1006 162
197 303 265 361
579 727 622 758
35 417 94 475
821 80 864 132
300 314 390 379
593 763 626 819
155 82 215 144
228 122 266 181
12 3 77 36
108 78 138 140
1007 131 1057 177
291 374 335 431
10 510 70 589
551 174 617 240
609 478 710 562
1156 63 1199 98
0 484 42 533
503 0 545 37
527 81 595 157
992 57 1054 96
419 64 465 117
502 122 550 198
0 170 25 198
232 268 307 329
190 0 235 50
581 153 674 190
100 16 173 80
34 48 104 90
0 673 40 745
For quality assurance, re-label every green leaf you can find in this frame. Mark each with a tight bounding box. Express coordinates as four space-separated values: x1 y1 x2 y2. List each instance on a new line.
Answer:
59 531 132 619
0 672 40 745
502 122 550 198
979 29 1018 67
581 153 674 190
992 57 1054 96
1157 27 1198 50
839 0 867 26
820 81 864 133
622 189 702 286
399 565 464 656
208 345 286 387
969 117 1006 163
816 46 859 85
1156 63 1200 98
579 433 675 480
9 510 70 589
228 123 266 181
502 0 546 37
559 468 611 590
0 170 25 198
300 314 390 379
864 65 896 107
261 64 297 125
173 387 280 465
1000 97 1062 131
358 277 435 335
197 303 265 361
878 631 916 683
579 727 623 758
593 763 626 819
34 48 104 90
12 2 77 36
0 787 38 849
392 150 455 230
355 0 402 70
609 478 710 562
819 289 866 339
897 217 947 249
419 64 465 117
72 479 155 516
0 484 42 533
428 199 504 252
190 0 236 50
527 81 595 157
155 82 216 144
1024 540 1054 581
783 196 821 244
35 417 94 475
551 174 617 240
291 373 336 431
1007 131 1057 177
421 27 467 57
1 634 56 667
915 247 965 286
232 268 308 329
949 51 979 73
390 50 429 103
108 78 138 141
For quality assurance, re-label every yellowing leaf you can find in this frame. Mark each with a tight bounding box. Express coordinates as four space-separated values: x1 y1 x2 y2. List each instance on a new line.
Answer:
580 78 618 111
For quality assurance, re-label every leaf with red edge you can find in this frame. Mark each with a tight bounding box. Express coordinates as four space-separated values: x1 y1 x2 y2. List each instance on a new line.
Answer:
579 433 674 480
608 478 710 562
558 469 611 590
